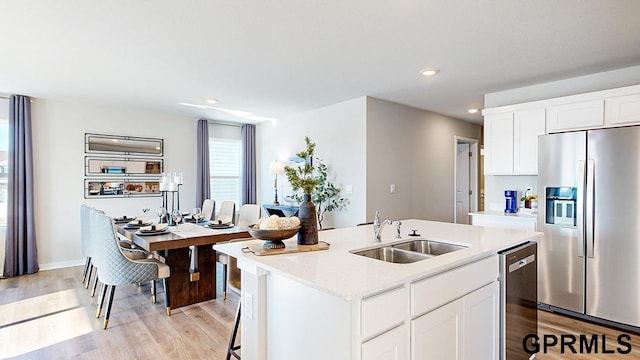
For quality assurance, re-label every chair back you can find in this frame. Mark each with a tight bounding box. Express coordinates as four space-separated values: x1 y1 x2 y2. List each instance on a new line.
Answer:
237 204 260 228
217 201 236 224
80 204 91 257
94 212 158 285
202 199 216 221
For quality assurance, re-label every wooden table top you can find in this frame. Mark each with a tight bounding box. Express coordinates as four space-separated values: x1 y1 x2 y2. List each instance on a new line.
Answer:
118 222 251 252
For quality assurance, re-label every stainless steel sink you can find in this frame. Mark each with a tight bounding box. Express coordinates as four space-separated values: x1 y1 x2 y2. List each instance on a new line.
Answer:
352 247 428 263
351 239 468 264
392 240 467 255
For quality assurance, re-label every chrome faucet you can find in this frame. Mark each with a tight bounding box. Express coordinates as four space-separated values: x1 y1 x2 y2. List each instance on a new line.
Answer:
373 211 393 242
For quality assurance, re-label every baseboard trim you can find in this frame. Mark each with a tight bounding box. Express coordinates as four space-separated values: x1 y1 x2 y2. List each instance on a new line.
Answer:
39 259 85 271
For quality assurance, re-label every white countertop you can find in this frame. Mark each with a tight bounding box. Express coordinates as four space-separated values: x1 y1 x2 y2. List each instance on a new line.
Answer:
214 219 541 300
469 210 537 220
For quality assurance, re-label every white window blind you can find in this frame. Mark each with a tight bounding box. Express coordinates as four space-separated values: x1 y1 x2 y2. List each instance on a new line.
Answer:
209 137 241 211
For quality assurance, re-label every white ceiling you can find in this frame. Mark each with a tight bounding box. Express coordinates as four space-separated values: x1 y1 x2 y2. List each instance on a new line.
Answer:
1 1 640 124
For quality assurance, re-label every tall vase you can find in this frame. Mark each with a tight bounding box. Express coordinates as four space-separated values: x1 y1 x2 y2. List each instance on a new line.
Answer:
297 193 318 245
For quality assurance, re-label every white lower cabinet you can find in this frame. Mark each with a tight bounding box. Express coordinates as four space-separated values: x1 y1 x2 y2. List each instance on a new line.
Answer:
463 282 499 360
410 282 499 360
361 325 408 360
412 297 463 359
359 257 500 360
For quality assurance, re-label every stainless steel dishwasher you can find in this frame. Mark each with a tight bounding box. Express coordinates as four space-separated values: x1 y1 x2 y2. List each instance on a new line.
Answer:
500 241 538 360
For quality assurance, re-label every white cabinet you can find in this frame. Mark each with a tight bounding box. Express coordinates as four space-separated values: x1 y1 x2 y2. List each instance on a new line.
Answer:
411 282 499 360
546 100 604 132
605 93 640 126
484 109 545 175
513 109 545 174
484 113 514 175
463 282 499 360
362 325 408 360
412 297 463 359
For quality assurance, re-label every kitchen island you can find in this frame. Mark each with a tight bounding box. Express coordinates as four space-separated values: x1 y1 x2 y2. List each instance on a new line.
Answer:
214 219 541 360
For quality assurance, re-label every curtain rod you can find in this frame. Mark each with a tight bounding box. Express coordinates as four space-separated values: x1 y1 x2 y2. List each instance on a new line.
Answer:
208 120 243 127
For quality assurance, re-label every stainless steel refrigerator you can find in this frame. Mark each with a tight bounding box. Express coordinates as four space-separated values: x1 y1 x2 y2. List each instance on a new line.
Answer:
538 126 640 329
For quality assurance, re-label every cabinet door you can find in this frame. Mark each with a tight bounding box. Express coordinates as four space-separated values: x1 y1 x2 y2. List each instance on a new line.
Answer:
546 100 604 132
484 113 514 175
463 282 499 360
412 298 463 360
605 93 640 126
362 325 408 360
513 109 545 174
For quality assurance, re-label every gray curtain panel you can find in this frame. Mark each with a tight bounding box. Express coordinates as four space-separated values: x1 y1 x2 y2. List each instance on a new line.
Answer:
241 124 257 205
196 119 211 208
4 95 38 277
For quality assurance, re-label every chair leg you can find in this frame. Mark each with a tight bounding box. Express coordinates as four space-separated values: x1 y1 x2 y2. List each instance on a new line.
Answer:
82 256 91 284
151 280 156 303
227 302 241 360
85 265 94 289
103 286 116 329
163 278 171 316
96 283 108 318
222 263 228 300
91 273 100 297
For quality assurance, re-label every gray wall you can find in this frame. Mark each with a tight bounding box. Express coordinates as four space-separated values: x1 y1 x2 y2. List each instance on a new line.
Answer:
366 97 481 223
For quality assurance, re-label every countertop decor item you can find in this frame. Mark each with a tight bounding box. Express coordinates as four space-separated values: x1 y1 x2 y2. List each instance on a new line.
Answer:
247 224 300 249
284 136 319 245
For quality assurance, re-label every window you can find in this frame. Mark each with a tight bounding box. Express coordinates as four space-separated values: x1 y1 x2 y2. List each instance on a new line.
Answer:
209 123 242 212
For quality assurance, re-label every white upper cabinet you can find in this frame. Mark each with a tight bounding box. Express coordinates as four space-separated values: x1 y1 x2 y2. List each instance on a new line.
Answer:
546 100 604 132
605 93 640 126
513 109 546 174
484 113 514 175
484 109 545 175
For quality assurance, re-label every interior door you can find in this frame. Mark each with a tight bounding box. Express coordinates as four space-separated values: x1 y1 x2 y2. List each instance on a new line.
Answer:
456 143 470 224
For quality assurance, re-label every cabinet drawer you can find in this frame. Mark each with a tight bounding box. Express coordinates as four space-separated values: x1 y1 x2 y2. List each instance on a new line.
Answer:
410 256 498 317
362 286 406 339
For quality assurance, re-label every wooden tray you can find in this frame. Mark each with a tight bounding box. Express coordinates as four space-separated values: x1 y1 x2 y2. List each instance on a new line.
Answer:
242 241 330 256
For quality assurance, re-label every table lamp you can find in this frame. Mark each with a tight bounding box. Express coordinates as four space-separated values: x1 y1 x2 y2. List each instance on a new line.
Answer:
270 160 285 205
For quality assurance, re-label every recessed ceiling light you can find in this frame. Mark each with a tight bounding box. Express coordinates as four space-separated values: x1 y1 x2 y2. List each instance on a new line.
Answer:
206 99 218 104
420 68 439 76
467 108 479 114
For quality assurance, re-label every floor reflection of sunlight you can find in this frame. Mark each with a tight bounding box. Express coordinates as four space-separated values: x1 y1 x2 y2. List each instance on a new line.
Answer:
0 289 94 358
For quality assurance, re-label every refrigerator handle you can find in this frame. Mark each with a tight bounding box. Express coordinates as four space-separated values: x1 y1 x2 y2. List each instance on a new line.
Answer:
586 159 595 258
577 160 585 258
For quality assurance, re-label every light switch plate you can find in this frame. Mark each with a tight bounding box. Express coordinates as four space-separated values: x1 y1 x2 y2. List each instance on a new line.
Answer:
345 184 353 194
390 184 396 194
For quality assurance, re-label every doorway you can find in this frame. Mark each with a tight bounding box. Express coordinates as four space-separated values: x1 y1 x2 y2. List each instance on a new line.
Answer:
454 136 479 224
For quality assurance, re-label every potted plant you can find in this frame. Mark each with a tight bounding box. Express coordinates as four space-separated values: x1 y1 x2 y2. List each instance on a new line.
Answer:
290 158 348 230
284 136 319 245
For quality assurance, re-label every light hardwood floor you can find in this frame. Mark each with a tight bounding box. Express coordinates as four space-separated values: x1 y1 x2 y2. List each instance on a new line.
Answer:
2 267 640 359
0 265 239 359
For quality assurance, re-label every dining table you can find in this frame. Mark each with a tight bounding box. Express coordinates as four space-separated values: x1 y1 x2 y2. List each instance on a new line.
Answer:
117 220 250 309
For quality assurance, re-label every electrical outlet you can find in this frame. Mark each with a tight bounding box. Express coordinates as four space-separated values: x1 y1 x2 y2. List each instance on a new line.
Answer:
345 184 353 194
244 293 253 319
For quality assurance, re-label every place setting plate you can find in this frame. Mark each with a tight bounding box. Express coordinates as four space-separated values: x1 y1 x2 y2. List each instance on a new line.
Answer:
135 225 170 236
113 216 136 224
124 221 153 229
206 222 234 229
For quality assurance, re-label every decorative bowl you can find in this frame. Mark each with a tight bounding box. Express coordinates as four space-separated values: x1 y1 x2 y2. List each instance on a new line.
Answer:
247 224 300 249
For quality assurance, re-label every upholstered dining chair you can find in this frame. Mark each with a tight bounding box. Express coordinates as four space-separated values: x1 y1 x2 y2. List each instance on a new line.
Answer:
217 204 260 300
216 201 236 224
202 199 216 221
92 212 171 329
81 205 150 297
